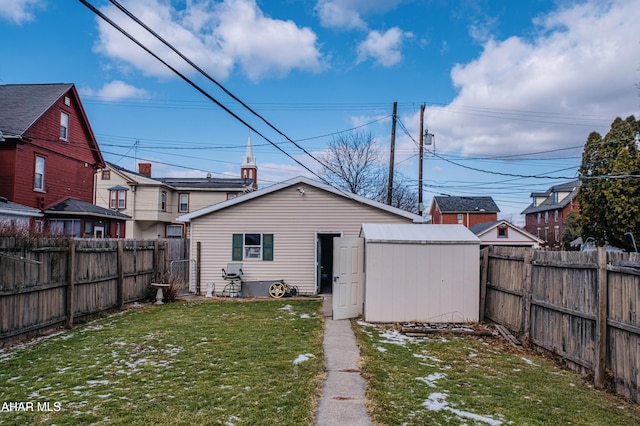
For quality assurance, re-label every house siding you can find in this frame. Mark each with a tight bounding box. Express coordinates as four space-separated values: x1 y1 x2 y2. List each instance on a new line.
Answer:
11 144 96 208
189 184 416 295
438 212 498 227
0 145 17 199
1 86 101 210
364 241 479 322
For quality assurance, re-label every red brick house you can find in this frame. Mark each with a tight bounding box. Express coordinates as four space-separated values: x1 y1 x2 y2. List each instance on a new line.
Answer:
429 196 500 228
0 83 129 237
521 180 580 248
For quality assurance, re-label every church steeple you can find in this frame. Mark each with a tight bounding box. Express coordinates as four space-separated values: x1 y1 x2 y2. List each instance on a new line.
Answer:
241 134 257 190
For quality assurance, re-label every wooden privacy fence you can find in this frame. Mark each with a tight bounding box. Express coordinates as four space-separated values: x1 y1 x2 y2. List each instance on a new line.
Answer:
481 246 640 402
0 237 168 346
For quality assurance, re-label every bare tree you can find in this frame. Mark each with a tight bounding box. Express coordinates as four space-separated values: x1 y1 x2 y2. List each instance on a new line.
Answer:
318 130 419 213
317 130 383 199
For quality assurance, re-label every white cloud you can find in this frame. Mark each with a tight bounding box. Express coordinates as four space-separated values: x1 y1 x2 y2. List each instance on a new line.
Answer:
215 0 327 80
0 0 44 24
88 80 150 101
94 0 326 82
356 27 407 67
315 0 403 30
315 0 366 30
428 0 640 157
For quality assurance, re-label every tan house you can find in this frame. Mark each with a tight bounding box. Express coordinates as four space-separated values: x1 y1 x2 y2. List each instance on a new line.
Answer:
94 162 255 238
94 137 258 239
177 176 423 296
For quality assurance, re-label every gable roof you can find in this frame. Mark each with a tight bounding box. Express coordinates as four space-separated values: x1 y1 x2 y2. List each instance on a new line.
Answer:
0 83 104 166
521 180 581 215
431 196 500 213
0 83 74 137
177 176 423 223
469 219 544 244
45 198 131 220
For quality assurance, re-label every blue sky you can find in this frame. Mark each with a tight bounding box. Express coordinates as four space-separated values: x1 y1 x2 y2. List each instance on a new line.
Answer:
1 0 639 223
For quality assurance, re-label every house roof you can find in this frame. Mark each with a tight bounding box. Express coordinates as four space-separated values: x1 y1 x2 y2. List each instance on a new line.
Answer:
0 83 104 167
106 162 254 190
0 83 74 137
0 196 43 218
360 223 480 244
157 177 254 190
469 219 544 244
177 176 424 223
521 180 581 214
45 198 131 220
431 196 500 213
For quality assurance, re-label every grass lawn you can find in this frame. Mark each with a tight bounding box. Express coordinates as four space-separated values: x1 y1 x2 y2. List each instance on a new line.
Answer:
0 299 324 426
354 320 640 426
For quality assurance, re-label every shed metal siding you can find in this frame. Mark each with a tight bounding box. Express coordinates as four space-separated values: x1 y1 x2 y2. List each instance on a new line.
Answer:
361 224 480 323
189 184 416 294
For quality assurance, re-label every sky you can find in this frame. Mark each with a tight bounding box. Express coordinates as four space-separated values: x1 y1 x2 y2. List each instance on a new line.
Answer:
1 0 639 223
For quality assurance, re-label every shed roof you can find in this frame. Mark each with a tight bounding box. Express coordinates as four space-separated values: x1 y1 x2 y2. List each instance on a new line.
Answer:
360 223 480 244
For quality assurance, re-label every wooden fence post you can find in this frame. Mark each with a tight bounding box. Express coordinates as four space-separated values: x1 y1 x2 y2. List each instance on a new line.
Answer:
521 248 533 345
117 240 124 310
65 240 76 329
479 246 490 322
196 241 201 295
594 246 608 389
153 240 160 281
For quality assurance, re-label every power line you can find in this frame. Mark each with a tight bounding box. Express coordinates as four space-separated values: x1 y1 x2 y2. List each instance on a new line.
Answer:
77 0 325 182
105 0 336 178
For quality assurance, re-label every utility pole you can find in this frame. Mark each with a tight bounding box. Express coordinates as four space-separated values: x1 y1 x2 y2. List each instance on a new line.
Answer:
387 102 397 205
418 104 425 216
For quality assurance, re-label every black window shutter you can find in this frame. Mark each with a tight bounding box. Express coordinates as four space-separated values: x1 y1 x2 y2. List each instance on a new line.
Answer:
262 234 274 261
232 234 243 261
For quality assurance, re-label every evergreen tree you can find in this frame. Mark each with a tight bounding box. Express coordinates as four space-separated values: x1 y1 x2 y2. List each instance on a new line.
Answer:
578 116 640 251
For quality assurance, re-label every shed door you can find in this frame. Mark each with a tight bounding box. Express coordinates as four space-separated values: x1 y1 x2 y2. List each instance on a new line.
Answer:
332 237 364 320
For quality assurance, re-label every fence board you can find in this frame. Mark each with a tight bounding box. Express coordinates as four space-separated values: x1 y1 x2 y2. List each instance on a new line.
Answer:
484 246 640 402
0 237 168 346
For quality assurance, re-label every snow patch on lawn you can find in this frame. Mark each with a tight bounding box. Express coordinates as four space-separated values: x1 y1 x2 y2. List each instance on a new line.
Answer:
416 372 446 387
293 353 315 364
378 329 415 347
521 357 538 366
422 392 502 425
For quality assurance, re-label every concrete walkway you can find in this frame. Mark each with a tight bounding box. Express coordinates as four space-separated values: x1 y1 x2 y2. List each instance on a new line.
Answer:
315 295 372 426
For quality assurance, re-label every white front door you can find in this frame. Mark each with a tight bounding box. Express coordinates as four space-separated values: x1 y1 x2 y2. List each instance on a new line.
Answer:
332 237 364 320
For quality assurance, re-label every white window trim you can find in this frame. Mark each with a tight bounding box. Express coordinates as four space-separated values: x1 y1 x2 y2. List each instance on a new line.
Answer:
179 193 189 213
244 233 262 260
109 189 126 210
60 112 69 141
34 156 45 191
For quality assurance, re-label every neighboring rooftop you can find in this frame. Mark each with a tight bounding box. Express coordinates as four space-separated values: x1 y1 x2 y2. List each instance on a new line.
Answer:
432 196 500 213
521 180 581 215
45 198 131 219
107 162 254 190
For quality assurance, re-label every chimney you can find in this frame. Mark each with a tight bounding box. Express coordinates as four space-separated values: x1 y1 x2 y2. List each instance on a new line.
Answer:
138 163 152 177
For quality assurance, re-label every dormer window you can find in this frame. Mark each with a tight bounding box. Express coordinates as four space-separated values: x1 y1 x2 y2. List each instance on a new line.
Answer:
60 112 69 141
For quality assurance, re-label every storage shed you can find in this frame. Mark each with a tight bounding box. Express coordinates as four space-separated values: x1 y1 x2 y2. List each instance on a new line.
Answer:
360 223 481 323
